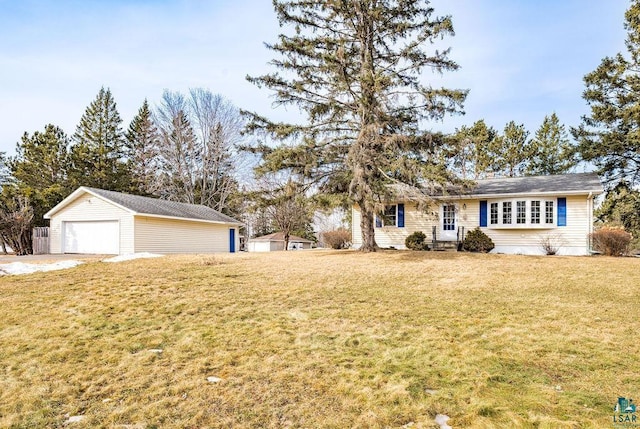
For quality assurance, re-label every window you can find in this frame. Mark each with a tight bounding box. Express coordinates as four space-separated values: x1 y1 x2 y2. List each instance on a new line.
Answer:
383 205 397 227
502 202 512 224
545 201 554 224
531 201 540 224
490 202 498 225
442 204 456 231
485 198 559 228
516 201 526 224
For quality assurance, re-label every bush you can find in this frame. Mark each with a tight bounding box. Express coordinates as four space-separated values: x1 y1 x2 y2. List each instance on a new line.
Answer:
320 229 351 249
590 226 632 256
539 234 565 256
462 227 495 253
405 231 428 250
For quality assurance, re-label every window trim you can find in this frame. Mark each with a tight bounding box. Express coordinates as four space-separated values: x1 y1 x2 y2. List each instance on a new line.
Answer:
487 198 558 229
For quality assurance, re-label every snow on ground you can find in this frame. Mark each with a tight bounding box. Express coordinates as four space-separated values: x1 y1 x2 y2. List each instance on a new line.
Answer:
102 253 164 263
0 253 164 275
0 260 83 276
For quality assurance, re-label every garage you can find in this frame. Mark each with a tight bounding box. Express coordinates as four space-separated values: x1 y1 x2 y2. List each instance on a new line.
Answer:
63 221 119 254
44 186 242 255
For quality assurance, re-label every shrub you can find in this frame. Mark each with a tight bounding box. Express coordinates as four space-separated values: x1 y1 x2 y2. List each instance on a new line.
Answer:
462 227 495 253
590 226 631 256
539 234 565 256
405 231 428 250
320 228 351 249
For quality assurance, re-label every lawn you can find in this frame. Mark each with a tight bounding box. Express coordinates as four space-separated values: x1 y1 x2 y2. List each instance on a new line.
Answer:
0 250 638 428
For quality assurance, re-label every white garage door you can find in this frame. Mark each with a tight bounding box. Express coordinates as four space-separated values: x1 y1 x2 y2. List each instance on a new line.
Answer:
63 221 119 254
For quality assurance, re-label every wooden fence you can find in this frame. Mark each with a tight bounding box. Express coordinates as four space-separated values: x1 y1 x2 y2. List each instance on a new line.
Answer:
32 227 50 255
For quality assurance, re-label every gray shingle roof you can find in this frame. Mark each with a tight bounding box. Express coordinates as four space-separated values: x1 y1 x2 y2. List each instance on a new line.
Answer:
389 172 603 200
85 187 241 224
470 172 603 196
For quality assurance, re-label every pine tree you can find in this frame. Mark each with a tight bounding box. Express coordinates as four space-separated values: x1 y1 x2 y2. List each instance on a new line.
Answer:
245 0 467 251
450 120 497 179
572 0 640 185
527 113 575 176
125 99 159 195
69 87 130 191
489 121 531 177
9 124 71 226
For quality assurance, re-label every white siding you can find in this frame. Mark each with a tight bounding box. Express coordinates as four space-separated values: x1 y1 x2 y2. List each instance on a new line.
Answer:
352 195 594 255
134 216 236 253
49 193 134 254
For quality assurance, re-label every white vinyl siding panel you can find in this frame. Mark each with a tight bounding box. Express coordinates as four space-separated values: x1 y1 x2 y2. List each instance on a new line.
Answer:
134 216 234 253
49 193 134 254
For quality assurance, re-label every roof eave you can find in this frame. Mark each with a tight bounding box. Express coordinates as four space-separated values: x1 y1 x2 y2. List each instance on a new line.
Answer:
44 186 136 219
134 212 242 226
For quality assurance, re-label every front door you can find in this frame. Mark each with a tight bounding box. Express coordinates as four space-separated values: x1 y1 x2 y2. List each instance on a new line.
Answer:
229 228 236 253
440 204 457 241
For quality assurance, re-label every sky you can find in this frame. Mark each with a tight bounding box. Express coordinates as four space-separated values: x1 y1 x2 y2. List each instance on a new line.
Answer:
0 0 630 156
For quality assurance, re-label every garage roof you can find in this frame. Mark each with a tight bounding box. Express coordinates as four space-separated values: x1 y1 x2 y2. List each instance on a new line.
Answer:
44 187 242 225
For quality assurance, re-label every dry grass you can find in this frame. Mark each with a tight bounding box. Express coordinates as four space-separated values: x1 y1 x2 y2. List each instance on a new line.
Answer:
0 250 638 428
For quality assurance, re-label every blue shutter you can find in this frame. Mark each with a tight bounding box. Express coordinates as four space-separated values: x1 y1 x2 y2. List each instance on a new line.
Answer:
229 228 236 253
397 204 405 227
479 200 488 227
375 215 382 228
557 198 567 227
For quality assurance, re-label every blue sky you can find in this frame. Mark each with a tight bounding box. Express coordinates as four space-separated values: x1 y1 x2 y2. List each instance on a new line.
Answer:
0 0 630 156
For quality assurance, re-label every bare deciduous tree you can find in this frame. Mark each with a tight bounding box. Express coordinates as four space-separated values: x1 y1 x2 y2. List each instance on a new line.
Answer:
154 89 243 213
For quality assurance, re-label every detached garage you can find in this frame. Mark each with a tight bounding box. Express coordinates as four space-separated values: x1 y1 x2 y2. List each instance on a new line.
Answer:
44 187 242 255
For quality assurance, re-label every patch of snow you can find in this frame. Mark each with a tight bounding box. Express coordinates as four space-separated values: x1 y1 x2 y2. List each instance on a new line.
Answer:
435 414 452 429
207 376 223 383
148 349 163 354
102 253 163 263
0 260 83 276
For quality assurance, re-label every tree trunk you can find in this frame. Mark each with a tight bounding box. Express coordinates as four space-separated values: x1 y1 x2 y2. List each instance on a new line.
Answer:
284 231 290 251
358 201 377 252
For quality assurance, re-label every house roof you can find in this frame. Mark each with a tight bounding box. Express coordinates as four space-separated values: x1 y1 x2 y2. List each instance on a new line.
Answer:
250 232 313 243
390 172 604 200
469 172 604 198
44 186 242 225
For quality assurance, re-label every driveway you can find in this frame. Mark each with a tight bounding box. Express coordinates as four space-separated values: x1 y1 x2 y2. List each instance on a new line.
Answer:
0 254 106 263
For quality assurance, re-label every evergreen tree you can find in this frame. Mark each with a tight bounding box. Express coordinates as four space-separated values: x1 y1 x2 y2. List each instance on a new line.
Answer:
125 99 159 195
450 120 497 179
9 124 71 226
595 182 640 247
489 121 531 177
527 113 575 176
245 0 467 251
572 0 640 185
69 87 131 190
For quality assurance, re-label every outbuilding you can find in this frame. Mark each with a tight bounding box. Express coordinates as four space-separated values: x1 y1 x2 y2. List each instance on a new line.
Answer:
248 232 313 252
44 187 242 255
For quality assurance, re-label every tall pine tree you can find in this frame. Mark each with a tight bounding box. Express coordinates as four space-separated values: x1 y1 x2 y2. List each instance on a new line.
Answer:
125 99 159 195
69 87 131 191
10 124 71 226
572 0 640 185
488 121 531 177
527 113 575 176
246 0 467 251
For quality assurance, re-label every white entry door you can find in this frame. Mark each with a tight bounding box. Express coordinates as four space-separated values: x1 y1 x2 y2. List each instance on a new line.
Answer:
440 204 457 241
63 221 119 254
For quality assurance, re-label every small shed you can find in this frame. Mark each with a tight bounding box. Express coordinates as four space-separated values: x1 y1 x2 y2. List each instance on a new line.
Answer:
248 232 313 252
44 187 242 255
